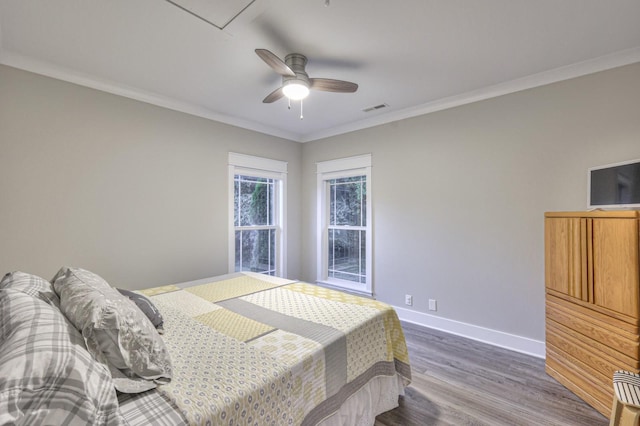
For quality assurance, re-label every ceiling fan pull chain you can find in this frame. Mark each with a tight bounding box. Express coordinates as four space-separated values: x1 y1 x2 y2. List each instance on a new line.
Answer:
300 99 304 120
288 97 291 110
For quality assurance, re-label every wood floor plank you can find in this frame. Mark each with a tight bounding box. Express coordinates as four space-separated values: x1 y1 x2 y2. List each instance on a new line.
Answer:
375 322 608 426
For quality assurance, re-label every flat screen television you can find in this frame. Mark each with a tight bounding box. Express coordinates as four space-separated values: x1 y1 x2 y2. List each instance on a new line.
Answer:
588 158 640 209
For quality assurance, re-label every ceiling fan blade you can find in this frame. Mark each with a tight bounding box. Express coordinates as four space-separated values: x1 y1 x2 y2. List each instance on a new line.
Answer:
263 87 285 103
255 49 295 77
310 78 358 93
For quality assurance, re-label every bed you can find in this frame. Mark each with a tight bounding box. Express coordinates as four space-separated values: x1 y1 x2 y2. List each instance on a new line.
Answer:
0 268 411 425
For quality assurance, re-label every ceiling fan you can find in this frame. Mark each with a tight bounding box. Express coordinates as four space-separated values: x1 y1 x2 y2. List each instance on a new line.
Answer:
256 49 358 109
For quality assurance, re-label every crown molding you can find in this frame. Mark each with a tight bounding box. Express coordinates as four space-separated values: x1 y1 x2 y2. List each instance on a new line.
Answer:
0 50 301 142
1 46 638 144
300 47 640 142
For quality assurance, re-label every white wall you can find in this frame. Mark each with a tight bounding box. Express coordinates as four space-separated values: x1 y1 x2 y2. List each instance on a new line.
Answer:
0 64 303 289
301 63 640 355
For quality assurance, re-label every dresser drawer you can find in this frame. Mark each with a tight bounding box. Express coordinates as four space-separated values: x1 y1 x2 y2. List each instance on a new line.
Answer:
547 320 639 373
547 295 640 360
545 348 612 417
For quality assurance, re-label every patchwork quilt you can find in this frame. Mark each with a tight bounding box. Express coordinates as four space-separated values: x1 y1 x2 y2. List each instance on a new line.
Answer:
137 272 411 425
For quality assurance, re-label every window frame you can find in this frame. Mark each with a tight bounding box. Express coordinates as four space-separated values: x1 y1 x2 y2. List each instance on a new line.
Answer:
316 154 372 296
228 152 287 277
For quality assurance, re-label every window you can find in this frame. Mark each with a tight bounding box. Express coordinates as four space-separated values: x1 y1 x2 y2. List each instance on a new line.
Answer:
229 153 287 277
317 154 372 295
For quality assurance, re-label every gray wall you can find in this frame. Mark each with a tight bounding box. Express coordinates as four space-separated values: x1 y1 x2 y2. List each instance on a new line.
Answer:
300 63 640 342
2 61 639 346
0 64 302 289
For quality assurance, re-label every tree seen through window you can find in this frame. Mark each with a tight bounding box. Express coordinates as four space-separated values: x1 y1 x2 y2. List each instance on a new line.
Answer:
234 175 276 275
328 176 366 283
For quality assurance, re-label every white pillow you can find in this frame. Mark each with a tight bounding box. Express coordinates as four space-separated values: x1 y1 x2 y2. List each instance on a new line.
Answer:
52 267 172 393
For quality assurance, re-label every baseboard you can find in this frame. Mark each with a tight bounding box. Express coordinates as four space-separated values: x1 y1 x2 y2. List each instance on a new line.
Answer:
393 306 546 359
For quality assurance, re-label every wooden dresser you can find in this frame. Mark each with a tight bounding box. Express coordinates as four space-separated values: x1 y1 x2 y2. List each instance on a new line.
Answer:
545 210 640 416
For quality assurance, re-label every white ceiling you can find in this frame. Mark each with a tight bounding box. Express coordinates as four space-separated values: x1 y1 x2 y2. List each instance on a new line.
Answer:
1 0 639 142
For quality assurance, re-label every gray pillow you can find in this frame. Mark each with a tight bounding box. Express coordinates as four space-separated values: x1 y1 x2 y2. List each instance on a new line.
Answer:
0 271 61 308
117 288 164 333
52 267 172 393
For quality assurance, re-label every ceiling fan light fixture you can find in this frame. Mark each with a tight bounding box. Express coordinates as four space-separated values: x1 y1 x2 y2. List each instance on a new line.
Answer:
282 81 310 100
256 49 358 109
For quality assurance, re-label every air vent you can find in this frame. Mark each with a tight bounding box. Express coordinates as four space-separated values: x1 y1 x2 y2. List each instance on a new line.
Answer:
362 103 389 113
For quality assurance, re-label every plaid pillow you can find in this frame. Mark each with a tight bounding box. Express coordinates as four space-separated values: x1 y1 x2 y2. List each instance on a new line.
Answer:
0 289 125 425
0 271 60 307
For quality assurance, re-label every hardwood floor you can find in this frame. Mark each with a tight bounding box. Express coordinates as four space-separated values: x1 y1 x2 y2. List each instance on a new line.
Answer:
375 322 609 426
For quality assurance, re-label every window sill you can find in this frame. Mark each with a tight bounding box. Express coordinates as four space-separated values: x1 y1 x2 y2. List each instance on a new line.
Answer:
315 280 374 299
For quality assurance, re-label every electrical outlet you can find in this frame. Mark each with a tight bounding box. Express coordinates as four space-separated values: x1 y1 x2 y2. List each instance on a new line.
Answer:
405 294 413 306
428 299 437 311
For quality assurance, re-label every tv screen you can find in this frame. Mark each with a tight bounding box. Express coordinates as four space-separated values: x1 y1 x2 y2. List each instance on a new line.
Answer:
589 159 640 209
